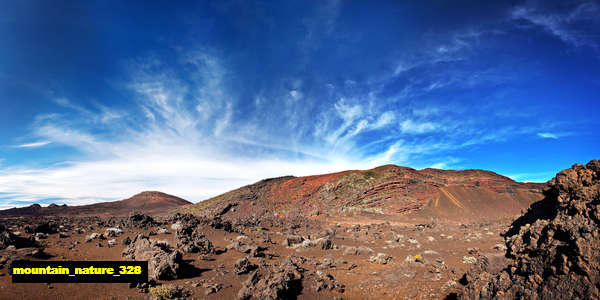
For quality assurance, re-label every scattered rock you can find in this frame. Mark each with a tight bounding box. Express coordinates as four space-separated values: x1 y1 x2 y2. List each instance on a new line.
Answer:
170 222 182 231
442 280 458 291
492 243 507 251
18 247 46 258
204 283 224 295
316 237 333 250
285 235 304 246
343 246 374 255
314 271 345 293
462 256 477 264
105 228 123 237
85 233 105 242
407 238 419 244
369 253 392 264
226 240 263 257
121 236 131 246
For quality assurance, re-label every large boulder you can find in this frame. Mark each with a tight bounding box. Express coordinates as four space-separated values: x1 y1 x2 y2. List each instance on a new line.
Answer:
175 224 214 254
0 224 38 249
127 213 157 229
234 257 256 275
237 255 304 300
33 222 58 234
122 234 183 280
226 239 264 257
460 160 600 300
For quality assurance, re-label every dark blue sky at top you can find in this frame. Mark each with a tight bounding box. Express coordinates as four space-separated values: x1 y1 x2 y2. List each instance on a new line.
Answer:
0 0 599 206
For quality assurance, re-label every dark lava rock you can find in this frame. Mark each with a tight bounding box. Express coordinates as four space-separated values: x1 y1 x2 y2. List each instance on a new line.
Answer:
286 235 304 246
34 222 58 234
175 224 214 254
460 160 600 300
226 240 264 257
127 213 157 229
204 283 225 295
122 234 183 280
314 271 345 293
0 224 39 249
234 257 256 275
121 236 132 245
18 247 47 258
169 213 201 227
237 255 304 300
317 237 333 250
4 255 26 273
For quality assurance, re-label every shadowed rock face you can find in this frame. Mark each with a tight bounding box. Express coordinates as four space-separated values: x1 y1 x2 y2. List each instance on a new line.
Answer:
184 165 545 222
460 160 600 300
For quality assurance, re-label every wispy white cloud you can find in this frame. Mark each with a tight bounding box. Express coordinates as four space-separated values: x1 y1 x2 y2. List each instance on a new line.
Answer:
0 45 567 208
289 90 303 101
13 141 52 148
511 1 600 49
400 119 437 134
301 0 342 52
537 132 558 139
372 111 395 129
0 51 390 208
506 171 555 183
537 132 571 139
426 157 463 170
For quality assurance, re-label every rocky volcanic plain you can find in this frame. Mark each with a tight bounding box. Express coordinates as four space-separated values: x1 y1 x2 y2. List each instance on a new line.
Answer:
0 161 597 300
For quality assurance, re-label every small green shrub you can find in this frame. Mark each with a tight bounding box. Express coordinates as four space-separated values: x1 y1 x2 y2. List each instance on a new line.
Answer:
149 285 190 299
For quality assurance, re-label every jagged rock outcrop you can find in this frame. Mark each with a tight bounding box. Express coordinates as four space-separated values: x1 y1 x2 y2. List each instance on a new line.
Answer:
127 213 158 229
122 234 184 280
0 224 39 249
175 223 214 254
237 255 304 300
460 160 600 300
234 257 256 275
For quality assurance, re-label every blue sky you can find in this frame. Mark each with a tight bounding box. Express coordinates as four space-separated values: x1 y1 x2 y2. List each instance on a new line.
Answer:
0 0 599 208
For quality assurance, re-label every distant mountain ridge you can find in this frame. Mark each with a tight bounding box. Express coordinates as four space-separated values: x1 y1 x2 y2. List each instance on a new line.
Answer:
183 165 546 222
0 191 191 217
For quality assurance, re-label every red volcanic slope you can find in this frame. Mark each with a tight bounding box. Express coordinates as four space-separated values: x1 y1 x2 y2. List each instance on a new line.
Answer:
189 165 546 222
0 191 192 217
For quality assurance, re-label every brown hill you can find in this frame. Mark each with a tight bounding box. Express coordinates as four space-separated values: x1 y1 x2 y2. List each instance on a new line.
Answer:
0 191 191 217
184 165 546 223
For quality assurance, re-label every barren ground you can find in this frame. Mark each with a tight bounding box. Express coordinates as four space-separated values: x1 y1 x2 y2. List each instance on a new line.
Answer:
0 214 513 300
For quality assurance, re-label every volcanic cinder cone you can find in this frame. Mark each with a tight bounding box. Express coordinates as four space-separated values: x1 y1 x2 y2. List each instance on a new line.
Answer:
460 160 600 299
